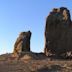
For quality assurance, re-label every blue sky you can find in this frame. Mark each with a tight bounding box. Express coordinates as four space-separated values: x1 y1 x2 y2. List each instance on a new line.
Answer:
0 0 72 55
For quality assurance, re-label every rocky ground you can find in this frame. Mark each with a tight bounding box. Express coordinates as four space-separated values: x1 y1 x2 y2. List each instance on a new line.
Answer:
0 53 72 72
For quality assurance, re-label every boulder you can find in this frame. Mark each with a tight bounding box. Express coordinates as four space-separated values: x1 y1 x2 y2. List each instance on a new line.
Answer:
13 31 31 57
44 7 72 57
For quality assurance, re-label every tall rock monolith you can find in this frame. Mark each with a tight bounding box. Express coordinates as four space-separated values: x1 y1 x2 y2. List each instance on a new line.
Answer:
44 7 72 58
13 31 31 57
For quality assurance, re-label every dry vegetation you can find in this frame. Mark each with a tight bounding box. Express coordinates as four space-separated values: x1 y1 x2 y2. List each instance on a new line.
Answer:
0 53 72 72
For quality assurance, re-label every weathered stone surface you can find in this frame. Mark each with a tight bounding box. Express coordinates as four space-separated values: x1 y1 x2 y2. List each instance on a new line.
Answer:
44 7 72 57
13 31 31 57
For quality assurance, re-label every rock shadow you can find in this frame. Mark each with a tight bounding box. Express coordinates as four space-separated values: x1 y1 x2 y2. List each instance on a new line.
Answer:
36 65 63 72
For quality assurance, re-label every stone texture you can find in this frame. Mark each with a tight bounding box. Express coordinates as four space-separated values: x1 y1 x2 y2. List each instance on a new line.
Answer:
44 7 72 57
13 31 31 57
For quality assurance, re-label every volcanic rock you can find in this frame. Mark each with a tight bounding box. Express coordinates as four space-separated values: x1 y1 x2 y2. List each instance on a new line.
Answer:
44 7 72 58
13 31 31 57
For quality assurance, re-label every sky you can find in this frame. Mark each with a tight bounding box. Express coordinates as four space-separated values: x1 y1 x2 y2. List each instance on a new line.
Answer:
0 0 72 55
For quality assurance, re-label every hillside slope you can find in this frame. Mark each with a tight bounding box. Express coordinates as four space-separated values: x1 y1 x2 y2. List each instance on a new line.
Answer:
0 53 72 72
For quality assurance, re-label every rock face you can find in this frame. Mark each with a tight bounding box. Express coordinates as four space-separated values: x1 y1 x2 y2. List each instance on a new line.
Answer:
44 7 72 57
13 31 31 57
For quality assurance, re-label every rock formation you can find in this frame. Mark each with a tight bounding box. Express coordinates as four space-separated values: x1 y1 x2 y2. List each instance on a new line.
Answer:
13 31 31 57
44 7 72 58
